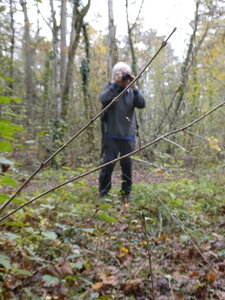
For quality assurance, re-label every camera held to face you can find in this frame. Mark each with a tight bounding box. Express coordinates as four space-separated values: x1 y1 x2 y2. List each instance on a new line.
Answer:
122 72 132 81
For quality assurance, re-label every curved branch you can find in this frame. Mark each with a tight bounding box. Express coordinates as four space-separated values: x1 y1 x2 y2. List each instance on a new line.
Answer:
130 0 144 32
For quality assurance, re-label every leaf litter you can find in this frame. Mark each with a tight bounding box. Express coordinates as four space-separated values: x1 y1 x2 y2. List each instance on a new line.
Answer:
0 168 225 299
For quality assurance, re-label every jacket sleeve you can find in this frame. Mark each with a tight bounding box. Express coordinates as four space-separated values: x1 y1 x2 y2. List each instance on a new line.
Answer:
100 82 123 107
133 89 146 109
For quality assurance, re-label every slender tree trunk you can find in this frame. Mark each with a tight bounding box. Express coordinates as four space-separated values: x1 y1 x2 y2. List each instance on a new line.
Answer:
125 0 144 139
107 0 118 76
50 0 61 118
60 0 67 92
9 0 15 93
61 0 91 121
80 24 95 155
20 0 35 124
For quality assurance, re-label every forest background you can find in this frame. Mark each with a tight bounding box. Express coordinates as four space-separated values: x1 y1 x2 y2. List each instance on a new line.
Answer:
1 0 225 299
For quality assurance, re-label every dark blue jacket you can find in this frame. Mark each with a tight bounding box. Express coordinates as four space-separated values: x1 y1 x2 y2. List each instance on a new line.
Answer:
100 82 146 139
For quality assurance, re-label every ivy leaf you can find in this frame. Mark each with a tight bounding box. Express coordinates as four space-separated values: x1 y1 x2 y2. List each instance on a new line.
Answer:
42 275 60 286
2 76 14 82
0 96 11 104
0 157 14 165
99 204 112 210
0 118 24 140
42 231 57 240
0 175 18 187
0 193 10 203
81 228 95 234
3 232 21 240
40 204 55 210
0 253 11 269
97 213 118 223
0 141 12 152
74 261 86 270
0 96 21 104
17 269 32 276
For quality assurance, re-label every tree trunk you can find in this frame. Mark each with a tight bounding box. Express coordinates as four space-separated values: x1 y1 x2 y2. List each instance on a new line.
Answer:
80 24 95 155
50 0 61 118
9 0 15 93
107 0 118 76
61 0 91 121
60 0 67 93
20 0 35 124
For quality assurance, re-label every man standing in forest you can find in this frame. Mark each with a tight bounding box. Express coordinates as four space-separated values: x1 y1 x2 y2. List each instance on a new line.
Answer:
99 61 146 200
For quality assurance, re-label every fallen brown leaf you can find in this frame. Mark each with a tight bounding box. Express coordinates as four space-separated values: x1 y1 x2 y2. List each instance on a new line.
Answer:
154 232 167 243
207 270 218 283
4 278 23 290
2 291 15 299
44 263 73 278
92 281 104 291
92 274 119 291
123 278 143 296
100 273 118 286
190 271 200 278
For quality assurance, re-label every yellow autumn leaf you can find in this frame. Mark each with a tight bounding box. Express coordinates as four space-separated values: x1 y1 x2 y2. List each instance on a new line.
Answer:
117 247 129 258
120 247 129 253
206 136 222 152
155 168 165 175
92 282 104 290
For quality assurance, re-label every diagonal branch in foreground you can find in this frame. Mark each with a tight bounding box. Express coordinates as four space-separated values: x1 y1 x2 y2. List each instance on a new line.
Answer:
1 99 224 223
0 28 177 214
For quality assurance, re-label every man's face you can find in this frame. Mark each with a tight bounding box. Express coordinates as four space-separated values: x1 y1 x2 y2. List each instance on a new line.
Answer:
114 67 132 87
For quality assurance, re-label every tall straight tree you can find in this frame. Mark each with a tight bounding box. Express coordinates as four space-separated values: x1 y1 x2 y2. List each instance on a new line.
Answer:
107 0 118 76
9 0 15 94
61 0 91 121
50 0 61 118
60 0 67 97
80 23 95 154
20 0 35 124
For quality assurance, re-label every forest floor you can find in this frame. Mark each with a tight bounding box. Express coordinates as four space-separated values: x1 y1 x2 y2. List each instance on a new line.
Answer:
0 164 225 299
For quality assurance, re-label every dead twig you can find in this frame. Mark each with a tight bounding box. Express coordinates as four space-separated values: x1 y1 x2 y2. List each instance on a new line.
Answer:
162 137 187 152
184 130 225 148
131 156 165 169
140 212 155 299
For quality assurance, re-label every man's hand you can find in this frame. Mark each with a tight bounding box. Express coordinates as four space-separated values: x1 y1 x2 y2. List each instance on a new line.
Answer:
114 72 137 89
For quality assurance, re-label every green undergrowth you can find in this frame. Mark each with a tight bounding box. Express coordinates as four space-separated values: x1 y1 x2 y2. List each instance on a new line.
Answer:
0 167 225 299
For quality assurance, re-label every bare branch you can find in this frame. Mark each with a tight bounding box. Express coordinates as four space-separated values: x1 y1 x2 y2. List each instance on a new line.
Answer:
131 157 165 169
184 130 225 148
126 0 145 32
162 137 187 152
